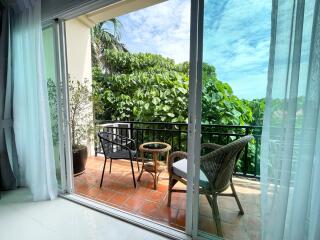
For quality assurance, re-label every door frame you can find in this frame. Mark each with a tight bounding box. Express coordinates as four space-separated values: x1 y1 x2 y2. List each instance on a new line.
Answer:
186 0 204 238
56 19 75 194
186 0 204 237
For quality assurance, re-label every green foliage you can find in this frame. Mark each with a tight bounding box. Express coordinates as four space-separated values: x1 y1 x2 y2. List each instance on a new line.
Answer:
202 80 253 125
175 61 253 125
93 50 257 126
243 98 265 126
93 50 188 123
69 78 93 149
91 19 127 72
269 97 304 127
47 78 59 145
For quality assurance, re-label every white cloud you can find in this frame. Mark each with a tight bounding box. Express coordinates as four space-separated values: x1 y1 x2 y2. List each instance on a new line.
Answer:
116 0 271 99
118 0 190 63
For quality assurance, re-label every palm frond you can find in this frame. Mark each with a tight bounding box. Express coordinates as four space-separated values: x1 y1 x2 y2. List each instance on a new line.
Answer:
91 18 127 71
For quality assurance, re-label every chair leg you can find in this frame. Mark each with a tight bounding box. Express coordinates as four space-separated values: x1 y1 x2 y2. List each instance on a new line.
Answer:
167 177 172 207
152 173 157 190
230 179 244 215
167 178 177 207
137 169 143 181
138 154 145 182
211 195 223 237
130 157 137 188
205 194 213 209
109 158 113 173
136 157 140 171
100 157 107 188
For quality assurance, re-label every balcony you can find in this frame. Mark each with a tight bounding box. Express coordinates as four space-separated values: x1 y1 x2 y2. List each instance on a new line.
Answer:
94 121 262 177
74 121 262 239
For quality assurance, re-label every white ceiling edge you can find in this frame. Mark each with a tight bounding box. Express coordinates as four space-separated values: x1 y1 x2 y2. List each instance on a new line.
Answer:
42 0 119 24
42 0 167 28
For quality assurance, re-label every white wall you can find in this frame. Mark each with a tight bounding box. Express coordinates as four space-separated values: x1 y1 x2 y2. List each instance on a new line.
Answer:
65 18 92 83
65 18 94 156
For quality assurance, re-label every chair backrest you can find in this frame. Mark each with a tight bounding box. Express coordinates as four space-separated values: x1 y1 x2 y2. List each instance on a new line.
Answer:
98 132 115 157
98 131 135 158
116 123 131 138
200 135 253 192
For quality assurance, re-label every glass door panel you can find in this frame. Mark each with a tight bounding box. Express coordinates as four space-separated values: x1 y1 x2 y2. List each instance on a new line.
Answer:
43 25 65 190
195 0 270 239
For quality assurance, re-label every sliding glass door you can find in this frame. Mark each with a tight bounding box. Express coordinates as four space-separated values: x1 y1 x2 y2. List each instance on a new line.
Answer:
43 25 63 188
42 22 72 193
40 1 211 238
193 0 270 239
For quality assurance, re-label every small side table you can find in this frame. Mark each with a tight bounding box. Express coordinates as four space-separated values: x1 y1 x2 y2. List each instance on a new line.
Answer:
137 142 171 190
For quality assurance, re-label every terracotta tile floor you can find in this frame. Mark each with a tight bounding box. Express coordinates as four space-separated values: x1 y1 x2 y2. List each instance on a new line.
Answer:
74 156 261 239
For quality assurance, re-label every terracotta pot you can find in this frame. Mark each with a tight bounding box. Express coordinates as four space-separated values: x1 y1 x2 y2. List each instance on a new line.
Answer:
73 145 88 176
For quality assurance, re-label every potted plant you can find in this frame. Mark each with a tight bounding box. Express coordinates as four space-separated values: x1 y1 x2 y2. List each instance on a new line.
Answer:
69 78 93 176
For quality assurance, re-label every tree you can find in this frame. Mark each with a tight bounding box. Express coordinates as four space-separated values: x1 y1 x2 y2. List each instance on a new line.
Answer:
201 64 252 125
92 50 188 122
91 19 127 72
92 50 254 126
243 98 265 126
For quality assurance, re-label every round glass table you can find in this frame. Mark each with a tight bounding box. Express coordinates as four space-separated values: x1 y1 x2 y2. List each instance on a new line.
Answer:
137 142 171 190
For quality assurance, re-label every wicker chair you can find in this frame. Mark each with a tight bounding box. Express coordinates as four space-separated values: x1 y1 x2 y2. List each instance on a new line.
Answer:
167 135 253 237
98 132 140 188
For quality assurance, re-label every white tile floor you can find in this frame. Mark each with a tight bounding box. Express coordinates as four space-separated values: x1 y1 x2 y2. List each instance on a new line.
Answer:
0 189 169 240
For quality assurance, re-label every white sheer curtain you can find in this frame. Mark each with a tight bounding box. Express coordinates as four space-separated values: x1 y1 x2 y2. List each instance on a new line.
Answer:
261 0 320 239
11 0 58 200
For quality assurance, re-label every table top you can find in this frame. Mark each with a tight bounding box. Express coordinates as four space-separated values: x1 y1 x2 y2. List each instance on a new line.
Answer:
139 142 171 153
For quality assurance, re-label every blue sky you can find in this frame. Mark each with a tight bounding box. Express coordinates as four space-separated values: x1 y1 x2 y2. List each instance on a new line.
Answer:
115 0 271 100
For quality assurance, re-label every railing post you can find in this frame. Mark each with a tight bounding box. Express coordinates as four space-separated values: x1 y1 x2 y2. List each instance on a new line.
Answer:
141 129 144 144
243 127 250 176
130 122 133 140
178 125 182 151
254 137 258 177
95 123 99 156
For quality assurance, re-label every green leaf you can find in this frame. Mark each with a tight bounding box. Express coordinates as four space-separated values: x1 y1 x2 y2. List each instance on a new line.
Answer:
162 105 171 111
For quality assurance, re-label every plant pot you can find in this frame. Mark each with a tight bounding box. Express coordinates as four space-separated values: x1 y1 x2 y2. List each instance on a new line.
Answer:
73 145 88 176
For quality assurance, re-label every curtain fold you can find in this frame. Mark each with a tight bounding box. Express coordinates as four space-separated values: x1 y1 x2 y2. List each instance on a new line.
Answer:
261 0 320 239
11 0 58 200
0 1 18 191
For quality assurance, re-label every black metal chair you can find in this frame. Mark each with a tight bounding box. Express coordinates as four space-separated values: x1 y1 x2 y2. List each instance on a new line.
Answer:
98 132 140 188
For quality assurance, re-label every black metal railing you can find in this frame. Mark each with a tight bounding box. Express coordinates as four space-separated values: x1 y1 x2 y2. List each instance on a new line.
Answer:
94 120 262 178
